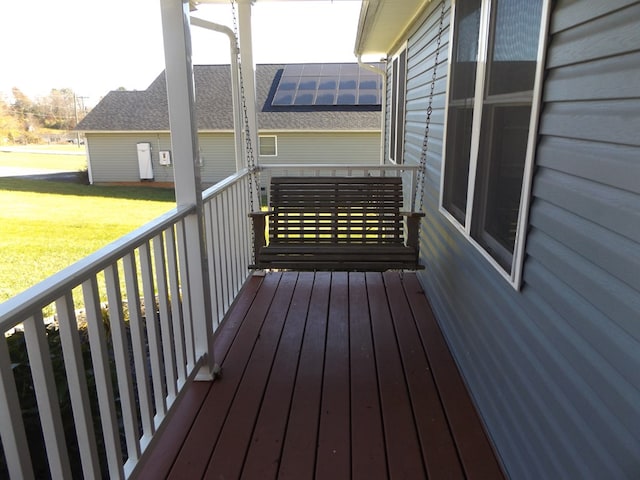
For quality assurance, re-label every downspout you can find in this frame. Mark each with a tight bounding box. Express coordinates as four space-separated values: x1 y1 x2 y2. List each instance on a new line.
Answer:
190 17 244 172
358 55 386 165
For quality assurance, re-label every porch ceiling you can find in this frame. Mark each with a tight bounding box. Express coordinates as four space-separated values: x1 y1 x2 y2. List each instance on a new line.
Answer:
355 0 432 57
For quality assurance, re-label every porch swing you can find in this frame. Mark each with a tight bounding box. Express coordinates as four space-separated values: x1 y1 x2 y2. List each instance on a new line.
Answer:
234 0 445 272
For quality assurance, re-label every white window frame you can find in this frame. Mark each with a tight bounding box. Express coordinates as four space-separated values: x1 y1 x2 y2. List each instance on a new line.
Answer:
388 44 408 164
439 0 552 289
259 135 278 157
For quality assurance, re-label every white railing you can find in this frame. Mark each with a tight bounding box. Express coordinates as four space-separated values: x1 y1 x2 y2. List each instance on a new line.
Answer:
258 163 421 212
202 170 253 327
0 170 252 479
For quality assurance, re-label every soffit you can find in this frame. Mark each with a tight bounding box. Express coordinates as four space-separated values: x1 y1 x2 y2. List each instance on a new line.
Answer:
354 0 431 57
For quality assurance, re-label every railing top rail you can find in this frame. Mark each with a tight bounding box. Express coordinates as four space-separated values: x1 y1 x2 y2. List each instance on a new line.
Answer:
202 169 249 202
0 204 196 329
258 164 420 172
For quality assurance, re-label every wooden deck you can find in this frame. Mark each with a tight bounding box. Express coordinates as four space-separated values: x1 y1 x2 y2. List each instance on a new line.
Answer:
137 272 505 479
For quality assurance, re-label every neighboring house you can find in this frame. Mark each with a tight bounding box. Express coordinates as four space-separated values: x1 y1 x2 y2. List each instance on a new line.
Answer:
356 1 639 479
76 63 382 185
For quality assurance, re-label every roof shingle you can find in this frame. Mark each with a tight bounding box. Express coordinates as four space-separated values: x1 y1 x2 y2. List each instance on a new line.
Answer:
77 64 381 132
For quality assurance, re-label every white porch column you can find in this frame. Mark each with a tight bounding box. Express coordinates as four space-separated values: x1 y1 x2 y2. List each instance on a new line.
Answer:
237 0 259 177
159 0 216 380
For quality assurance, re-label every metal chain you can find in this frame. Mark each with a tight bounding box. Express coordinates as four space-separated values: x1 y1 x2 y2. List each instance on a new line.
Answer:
416 0 446 212
230 0 261 214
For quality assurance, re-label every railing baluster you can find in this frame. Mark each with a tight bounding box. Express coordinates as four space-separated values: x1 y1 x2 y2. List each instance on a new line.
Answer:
229 184 240 294
241 176 251 272
56 293 102 479
0 335 35 480
220 191 232 312
223 190 235 309
139 242 167 419
176 220 196 369
240 178 250 286
153 234 178 402
104 264 142 465
23 313 73 479
165 226 187 386
215 195 230 316
204 198 221 325
123 253 155 441
82 276 124 480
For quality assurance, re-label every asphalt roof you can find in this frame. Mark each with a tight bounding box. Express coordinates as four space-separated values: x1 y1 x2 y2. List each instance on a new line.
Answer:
77 64 381 132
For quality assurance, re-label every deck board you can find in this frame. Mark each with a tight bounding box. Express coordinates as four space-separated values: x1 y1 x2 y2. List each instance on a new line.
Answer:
204 273 297 480
315 271 351 479
349 272 387 480
167 272 283 479
401 274 504 480
241 272 313 479
383 272 465 479
139 272 505 480
277 272 330 480
367 272 426 479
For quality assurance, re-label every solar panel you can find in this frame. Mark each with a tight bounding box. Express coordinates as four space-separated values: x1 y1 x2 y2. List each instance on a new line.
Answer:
272 63 383 107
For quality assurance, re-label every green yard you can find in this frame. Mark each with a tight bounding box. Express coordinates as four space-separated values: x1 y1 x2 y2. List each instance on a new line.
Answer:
0 176 175 303
0 144 87 171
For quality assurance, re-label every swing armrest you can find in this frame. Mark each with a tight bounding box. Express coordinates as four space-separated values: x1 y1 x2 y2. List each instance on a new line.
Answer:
248 210 272 218
399 211 425 218
399 211 425 250
248 211 272 257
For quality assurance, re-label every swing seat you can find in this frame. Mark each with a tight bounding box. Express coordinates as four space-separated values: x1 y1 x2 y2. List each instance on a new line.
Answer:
249 176 424 271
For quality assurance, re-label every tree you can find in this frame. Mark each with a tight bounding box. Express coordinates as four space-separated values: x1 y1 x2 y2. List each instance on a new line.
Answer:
37 88 77 130
1 90 36 143
11 87 36 127
0 87 91 144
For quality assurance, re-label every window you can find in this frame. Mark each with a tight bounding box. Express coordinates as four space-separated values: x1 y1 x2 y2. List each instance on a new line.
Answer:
389 46 407 164
259 135 277 156
441 0 549 285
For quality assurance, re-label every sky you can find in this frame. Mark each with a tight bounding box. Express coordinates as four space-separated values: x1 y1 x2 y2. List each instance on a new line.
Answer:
0 0 364 106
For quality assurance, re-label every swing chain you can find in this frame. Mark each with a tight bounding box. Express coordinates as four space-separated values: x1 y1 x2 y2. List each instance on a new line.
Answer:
230 0 261 215
416 0 446 212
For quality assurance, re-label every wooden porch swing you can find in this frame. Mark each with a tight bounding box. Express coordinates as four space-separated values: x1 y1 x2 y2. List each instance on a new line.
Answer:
233 1 445 272
249 175 424 271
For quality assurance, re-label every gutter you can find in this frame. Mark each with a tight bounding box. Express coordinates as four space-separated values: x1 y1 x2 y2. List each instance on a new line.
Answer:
190 16 244 172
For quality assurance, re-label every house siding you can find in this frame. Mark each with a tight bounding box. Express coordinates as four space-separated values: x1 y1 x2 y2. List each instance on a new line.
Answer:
196 134 238 184
85 132 236 186
258 131 380 166
397 1 640 479
87 131 380 186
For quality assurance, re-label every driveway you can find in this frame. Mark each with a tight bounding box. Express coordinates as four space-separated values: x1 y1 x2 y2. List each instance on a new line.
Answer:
0 167 86 183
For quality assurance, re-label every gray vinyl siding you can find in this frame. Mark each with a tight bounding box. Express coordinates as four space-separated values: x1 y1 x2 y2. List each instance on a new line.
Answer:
86 132 236 186
196 134 238 185
86 133 169 183
86 131 380 185
258 131 380 165
399 1 640 479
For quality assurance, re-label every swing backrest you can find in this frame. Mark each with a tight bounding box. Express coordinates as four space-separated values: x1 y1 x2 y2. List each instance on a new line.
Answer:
268 176 405 246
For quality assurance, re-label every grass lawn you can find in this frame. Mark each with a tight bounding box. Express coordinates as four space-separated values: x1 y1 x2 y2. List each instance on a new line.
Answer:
0 145 87 171
0 177 175 303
